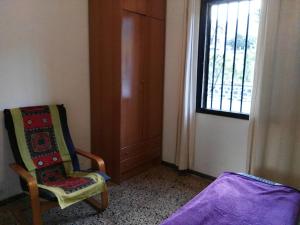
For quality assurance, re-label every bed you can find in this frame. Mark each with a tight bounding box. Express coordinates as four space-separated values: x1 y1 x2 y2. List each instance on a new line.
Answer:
161 172 300 225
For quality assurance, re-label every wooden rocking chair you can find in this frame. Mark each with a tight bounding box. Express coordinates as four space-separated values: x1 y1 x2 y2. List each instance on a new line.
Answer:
4 105 109 225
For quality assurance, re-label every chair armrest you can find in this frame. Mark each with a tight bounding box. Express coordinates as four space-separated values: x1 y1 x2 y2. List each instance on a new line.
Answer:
75 148 106 173
10 163 36 186
10 163 39 198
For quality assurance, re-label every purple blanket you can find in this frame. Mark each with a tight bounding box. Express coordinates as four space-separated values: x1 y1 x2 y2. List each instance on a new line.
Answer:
161 172 300 225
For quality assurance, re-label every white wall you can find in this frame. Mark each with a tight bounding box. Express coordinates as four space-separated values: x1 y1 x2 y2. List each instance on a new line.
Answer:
0 0 90 200
194 114 249 177
163 0 249 177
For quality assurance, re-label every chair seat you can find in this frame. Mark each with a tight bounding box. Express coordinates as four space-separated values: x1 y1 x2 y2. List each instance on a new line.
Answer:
38 170 110 202
80 170 111 182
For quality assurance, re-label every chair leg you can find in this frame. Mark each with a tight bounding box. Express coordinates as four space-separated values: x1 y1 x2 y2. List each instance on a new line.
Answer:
101 191 109 210
29 186 42 225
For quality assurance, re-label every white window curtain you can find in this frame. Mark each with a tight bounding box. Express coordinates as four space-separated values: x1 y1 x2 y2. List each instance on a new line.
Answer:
248 0 300 189
175 0 200 170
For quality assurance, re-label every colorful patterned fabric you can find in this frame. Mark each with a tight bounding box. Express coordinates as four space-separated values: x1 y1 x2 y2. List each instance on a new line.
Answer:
7 105 106 209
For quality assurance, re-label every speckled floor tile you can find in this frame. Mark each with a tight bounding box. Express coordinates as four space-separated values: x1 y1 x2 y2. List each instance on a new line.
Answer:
0 165 211 225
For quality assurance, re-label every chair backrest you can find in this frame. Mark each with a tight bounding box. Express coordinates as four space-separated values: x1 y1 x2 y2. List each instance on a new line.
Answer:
4 105 80 184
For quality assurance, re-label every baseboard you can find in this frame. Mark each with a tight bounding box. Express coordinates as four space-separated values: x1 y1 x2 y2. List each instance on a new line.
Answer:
161 161 216 181
187 169 216 181
161 161 178 169
0 193 26 206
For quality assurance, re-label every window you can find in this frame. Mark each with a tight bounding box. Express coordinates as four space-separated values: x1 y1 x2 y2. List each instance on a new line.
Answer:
197 0 261 119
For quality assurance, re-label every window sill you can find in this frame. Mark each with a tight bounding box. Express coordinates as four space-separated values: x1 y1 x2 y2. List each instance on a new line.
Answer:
196 108 249 120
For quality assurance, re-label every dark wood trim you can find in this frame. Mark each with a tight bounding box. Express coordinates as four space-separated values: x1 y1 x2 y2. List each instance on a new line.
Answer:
187 169 216 181
207 0 250 3
196 0 209 111
197 108 249 120
161 161 178 169
161 161 216 181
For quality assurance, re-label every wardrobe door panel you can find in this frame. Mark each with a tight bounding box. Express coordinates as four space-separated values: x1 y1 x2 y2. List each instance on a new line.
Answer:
144 18 165 139
121 11 147 148
122 0 147 15
147 0 166 20
89 0 122 182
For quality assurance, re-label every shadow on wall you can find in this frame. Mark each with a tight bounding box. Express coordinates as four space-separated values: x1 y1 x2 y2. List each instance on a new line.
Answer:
0 111 22 200
255 167 300 190
253 122 300 189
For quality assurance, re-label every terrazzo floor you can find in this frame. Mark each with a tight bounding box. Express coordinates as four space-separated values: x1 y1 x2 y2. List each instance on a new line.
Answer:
0 165 211 225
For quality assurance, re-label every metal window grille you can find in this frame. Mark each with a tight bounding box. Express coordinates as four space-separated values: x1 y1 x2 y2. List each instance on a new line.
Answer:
197 0 261 119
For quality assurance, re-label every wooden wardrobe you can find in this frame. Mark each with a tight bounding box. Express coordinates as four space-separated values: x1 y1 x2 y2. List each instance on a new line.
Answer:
89 0 166 183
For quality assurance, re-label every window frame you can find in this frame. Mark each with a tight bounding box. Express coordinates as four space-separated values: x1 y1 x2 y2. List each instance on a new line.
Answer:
196 0 254 120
